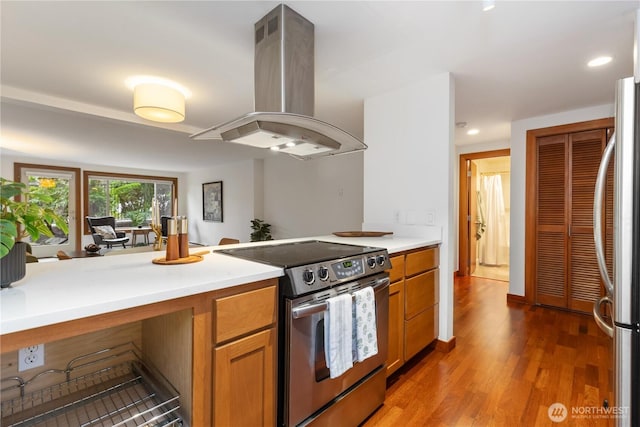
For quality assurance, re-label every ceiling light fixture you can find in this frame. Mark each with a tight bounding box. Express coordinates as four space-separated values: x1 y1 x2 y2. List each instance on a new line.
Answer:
125 76 191 123
587 56 613 67
482 0 496 12
467 129 480 135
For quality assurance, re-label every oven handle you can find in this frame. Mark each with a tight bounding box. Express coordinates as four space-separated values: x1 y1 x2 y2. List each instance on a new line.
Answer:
291 276 390 320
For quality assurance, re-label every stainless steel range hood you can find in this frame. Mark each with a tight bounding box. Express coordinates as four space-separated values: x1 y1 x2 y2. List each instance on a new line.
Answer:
190 4 366 160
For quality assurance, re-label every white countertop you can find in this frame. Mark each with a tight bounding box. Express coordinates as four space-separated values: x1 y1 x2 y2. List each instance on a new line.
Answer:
0 235 439 335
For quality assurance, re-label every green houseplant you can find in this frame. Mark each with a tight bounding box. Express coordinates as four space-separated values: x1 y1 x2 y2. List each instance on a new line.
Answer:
1 178 69 287
250 218 273 242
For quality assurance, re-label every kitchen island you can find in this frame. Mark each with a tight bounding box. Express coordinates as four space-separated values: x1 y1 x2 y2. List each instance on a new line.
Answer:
0 234 440 426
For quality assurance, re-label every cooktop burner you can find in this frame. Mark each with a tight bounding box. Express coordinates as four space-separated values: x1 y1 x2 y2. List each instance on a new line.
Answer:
215 240 379 268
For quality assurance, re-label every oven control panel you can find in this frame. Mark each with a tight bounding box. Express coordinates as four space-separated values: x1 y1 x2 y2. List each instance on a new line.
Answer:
284 249 392 297
331 258 364 279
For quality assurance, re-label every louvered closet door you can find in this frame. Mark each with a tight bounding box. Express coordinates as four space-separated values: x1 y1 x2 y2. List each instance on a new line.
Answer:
536 134 568 307
568 129 607 312
535 129 608 312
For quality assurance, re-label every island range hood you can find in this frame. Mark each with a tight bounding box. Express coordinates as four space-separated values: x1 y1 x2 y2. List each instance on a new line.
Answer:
190 4 367 160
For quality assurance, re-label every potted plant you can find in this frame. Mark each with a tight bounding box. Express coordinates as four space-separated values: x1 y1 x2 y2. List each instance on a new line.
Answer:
0 178 69 287
250 218 273 242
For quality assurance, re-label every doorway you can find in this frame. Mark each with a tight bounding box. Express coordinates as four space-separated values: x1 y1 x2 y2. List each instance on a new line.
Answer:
458 150 510 281
14 163 81 258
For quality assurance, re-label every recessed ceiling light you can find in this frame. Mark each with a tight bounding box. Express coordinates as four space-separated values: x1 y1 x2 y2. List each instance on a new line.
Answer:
587 56 612 67
467 129 480 136
270 146 281 151
286 142 296 147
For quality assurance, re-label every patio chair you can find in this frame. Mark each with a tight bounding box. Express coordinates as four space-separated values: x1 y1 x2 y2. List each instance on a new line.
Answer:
86 216 129 248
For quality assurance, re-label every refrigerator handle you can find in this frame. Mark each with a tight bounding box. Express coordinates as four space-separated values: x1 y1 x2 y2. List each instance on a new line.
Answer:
593 132 615 296
593 295 614 338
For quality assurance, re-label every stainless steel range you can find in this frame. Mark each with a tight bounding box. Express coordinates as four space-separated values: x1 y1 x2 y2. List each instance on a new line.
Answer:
216 240 391 426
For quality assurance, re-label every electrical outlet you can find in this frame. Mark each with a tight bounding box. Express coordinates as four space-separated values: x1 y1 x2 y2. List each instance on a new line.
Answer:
425 211 435 225
18 344 44 371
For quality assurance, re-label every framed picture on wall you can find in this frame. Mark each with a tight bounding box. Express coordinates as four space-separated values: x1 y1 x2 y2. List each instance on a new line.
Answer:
203 181 223 222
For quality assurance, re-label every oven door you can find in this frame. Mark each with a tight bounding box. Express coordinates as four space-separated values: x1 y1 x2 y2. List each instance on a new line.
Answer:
284 273 389 427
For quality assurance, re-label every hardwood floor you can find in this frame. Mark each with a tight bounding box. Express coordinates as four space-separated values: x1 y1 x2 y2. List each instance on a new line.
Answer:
364 276 613 426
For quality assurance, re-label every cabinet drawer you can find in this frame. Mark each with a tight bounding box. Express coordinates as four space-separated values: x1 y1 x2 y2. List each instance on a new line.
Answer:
387 255 405 283
405 247 439 277
404 304 438 360
214 286 277 343
405 268 439 319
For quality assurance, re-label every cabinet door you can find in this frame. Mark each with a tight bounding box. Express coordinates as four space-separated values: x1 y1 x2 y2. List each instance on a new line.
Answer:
214 328 275 427
405 305 437 360
404 269 438 319
568 129 607 312
386 280 405 377
536 134 568 308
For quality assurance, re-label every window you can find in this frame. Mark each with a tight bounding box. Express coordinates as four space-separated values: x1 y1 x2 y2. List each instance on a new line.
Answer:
83 171 178 233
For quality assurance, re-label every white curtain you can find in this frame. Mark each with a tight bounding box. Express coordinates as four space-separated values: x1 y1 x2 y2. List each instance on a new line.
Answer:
478 174 509 266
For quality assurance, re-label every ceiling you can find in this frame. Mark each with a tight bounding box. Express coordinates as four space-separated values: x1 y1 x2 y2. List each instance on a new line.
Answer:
1 1 637 172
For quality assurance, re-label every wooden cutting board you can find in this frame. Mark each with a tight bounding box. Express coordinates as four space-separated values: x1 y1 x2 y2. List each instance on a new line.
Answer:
332 231 393 237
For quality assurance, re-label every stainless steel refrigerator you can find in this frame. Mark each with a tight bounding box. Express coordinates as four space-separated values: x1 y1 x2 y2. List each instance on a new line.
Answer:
593 76 639 427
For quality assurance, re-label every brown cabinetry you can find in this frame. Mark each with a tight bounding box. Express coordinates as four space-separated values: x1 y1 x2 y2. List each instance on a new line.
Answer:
386 255 405 376
0 279 279 427
404 247 439 360
213 285 277 427
385 246 439 377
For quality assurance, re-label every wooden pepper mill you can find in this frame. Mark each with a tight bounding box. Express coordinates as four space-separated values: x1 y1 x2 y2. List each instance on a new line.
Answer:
165 218 179 261
178 216 189 259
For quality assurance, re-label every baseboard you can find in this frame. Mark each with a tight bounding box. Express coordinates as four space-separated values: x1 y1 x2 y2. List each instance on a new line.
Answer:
506 293 527 305
436 336 456 353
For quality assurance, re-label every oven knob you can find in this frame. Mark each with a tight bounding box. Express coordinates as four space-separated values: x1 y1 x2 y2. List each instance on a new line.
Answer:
318 266 329 281
302 269 315 285
367 257 376 269
376 255 386 266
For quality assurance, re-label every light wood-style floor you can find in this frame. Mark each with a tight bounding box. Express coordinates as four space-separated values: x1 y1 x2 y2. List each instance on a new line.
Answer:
472 264 510 282
364 276 613 426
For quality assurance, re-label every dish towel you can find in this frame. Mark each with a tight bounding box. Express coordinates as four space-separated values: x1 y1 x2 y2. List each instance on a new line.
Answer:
353 286 378 362
324 293 353 379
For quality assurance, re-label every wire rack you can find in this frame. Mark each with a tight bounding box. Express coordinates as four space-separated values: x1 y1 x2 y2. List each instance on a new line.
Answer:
1 343 182 427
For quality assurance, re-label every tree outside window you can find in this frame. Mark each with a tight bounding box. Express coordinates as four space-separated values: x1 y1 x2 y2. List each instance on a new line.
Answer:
84 172 177 231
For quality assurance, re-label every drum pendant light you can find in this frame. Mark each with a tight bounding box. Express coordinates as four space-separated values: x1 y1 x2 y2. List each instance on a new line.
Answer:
133 83 185 123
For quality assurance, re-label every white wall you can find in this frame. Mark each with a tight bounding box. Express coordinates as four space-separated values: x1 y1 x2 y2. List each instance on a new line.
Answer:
364 72 455 341
509 103 614 296
262 153 364 239
186 159 262 245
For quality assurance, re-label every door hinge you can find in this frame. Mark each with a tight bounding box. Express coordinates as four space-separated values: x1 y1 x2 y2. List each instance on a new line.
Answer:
467 171 472 177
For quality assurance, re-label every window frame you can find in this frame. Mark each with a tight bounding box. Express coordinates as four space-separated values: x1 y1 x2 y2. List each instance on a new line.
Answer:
83 170 178 235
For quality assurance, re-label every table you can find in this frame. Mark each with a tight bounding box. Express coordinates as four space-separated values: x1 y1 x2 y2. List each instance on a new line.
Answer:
116 227 153 246
131 227 152 246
